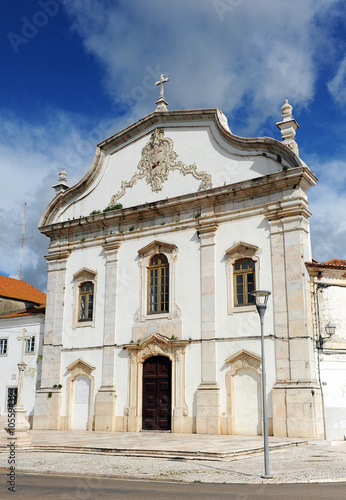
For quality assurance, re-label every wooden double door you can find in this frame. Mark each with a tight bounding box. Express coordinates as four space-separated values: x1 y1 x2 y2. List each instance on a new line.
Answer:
142 356 172 431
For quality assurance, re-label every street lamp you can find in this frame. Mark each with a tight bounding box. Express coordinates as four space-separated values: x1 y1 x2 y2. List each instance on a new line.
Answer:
250 290 272 479
317 322 336 349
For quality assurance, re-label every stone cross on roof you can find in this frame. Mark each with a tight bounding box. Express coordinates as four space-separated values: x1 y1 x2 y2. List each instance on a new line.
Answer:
155 74 169 112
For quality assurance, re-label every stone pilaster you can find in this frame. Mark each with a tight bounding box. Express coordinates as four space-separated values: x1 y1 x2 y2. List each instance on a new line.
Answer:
33 251 69 430
196 224 220 434
95 238 120 431
267 202 324 438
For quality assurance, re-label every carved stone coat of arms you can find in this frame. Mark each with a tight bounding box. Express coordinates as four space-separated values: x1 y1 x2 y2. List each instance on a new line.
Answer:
108 128 212 207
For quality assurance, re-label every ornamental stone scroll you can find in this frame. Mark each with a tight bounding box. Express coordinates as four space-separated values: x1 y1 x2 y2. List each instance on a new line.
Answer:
108 128 212 206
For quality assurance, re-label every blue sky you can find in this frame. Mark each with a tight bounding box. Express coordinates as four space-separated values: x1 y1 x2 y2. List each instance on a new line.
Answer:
1 0 346 291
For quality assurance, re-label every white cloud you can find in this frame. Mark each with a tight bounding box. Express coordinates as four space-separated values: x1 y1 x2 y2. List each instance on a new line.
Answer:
328 56 346 106
308 159 346 261
0 108 134 289
63 0 341 132
2 0 346 290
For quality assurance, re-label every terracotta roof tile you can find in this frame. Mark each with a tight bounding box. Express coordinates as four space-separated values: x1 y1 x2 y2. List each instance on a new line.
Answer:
321 258 346 267
0 276 46 305
306 258 346 270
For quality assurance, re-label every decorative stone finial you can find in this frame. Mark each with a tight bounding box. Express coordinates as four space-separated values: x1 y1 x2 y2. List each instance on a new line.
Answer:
276 99 300 156
155 74 169 112
52 167 69 195
58 167 67 183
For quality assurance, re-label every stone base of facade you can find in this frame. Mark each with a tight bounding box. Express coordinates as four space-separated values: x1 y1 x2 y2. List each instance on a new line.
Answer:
196 384 221 434
94 387 117 431
272 384 324 438
32 389 62 430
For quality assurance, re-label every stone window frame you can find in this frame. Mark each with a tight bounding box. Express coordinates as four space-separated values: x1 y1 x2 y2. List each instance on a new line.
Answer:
72 268 97 329
225 242 260 315
135 240 180 323
0 337 8 356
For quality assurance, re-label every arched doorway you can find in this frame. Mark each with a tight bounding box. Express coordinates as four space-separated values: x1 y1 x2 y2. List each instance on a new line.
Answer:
142 356 171 431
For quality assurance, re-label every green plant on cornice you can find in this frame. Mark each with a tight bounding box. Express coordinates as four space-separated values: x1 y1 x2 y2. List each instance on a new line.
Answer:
53 384 62 389
282 165 289 171
103 203 123 212
81 237 85 242
170 335 176 340
129 226 135 231
161 221 166 225
195 212 201 219
48 392 52 398
90 210 101 215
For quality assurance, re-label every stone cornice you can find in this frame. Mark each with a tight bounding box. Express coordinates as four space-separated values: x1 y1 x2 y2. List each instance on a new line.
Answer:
40 166 316 239
39 108 305 228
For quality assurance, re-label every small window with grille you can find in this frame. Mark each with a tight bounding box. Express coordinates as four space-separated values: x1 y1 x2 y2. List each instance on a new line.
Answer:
7 387 18 409
233 258 256 306
147 253 169 314
0 338 8 355
79 282 94 321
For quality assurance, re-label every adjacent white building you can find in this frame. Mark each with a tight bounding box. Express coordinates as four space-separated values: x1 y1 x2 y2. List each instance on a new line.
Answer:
0 276 45 429
32 94 326 438
307 259 346 440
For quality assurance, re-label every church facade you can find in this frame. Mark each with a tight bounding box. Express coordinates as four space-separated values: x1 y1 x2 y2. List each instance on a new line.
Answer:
33 94 324 438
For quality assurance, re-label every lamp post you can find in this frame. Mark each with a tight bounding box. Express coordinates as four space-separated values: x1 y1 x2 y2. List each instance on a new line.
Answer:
250 290 272 479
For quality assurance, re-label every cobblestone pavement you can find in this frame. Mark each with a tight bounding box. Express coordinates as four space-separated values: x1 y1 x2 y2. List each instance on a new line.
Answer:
1 442 345 484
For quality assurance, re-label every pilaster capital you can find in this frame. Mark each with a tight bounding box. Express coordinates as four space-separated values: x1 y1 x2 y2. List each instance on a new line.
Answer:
265 198 312 224
45 250 70 262
197 224 218 246
103 236 121 253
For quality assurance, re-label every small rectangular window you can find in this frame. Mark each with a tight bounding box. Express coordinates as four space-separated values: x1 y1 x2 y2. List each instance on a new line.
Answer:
0 338 8 355
26 336 35 353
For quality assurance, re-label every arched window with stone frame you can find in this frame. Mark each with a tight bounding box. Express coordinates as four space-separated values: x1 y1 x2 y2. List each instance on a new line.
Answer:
72 268 97 329
225 242 260 314
134 240 181 323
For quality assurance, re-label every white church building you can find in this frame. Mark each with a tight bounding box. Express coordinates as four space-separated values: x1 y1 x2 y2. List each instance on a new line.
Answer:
33 82 325 438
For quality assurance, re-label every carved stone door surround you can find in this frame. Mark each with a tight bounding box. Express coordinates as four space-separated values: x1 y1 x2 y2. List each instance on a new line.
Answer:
124 334 189 433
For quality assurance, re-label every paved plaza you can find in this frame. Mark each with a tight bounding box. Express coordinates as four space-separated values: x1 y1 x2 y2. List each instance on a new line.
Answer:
0 430 345 483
